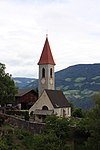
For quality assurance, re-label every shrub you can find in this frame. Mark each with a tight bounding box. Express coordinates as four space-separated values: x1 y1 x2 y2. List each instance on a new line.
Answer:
24 111 29 121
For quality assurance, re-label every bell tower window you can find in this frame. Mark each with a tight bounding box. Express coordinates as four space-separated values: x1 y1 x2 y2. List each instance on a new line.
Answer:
42 68 45 78
50 68 52 78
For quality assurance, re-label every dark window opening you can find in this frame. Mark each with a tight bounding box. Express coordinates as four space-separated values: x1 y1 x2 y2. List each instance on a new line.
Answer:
42 68 45 78
50 68 52 78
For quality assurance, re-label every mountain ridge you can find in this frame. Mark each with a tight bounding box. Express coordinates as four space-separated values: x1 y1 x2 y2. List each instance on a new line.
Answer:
13 63 100 109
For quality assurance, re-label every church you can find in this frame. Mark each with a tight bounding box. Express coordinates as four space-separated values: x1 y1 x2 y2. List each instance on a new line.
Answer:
29 36 71 122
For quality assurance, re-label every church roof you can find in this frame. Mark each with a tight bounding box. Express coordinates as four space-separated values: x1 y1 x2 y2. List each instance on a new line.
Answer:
15 89 37 97
38 37 55 65
45 89 71 108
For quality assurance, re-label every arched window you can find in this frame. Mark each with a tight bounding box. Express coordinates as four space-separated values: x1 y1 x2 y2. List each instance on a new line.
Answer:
42 106 48 110
42 68 45 78
50 68 52 78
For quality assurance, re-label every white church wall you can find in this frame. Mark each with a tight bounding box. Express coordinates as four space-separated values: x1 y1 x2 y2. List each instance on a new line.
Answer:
54 107 71 117
29 90 54 114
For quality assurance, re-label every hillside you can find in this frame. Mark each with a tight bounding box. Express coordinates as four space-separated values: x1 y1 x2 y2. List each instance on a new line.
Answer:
55 63 100 109
13 77 37 89
13 63 100 109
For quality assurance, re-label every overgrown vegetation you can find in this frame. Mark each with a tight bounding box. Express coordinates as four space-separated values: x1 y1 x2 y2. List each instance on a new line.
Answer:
0 126 34 150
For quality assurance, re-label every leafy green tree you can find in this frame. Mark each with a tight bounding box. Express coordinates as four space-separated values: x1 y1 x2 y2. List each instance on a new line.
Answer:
72 107 84 118
0 63 17 105
18 115 73 150
33 133 61 150
45 115 72 140
41 115 73 149
86 93 100 150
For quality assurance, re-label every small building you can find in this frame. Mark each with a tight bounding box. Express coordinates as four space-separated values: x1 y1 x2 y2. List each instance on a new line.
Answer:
15 89 38 110
29 89 71 122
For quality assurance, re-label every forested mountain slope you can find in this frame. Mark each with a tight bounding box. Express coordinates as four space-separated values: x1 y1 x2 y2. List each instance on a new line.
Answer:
55 63 100 109
13 63 100 109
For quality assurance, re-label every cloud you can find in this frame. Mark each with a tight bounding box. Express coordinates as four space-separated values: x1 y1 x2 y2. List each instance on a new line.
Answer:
0 0 100 78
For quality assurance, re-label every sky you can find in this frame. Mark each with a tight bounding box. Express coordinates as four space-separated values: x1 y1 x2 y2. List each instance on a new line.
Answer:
0 0 100 78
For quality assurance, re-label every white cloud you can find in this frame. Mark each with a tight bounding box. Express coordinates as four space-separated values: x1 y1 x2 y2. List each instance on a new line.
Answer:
0 0 100 78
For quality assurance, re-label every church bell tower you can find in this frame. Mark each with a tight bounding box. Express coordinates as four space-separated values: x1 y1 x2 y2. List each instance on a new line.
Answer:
38 36 55 97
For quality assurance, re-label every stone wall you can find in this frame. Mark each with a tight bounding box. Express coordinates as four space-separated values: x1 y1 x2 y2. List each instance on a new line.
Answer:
0 113 45 134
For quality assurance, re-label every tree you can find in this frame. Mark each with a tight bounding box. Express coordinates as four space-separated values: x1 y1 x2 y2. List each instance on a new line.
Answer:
72 107 84 118
31 115 73 150
45 115 72 140
0 63 17 105
86 93 100 150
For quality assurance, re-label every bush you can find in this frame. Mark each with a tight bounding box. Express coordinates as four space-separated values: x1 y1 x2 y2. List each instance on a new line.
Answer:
24 111 29 121
72 108 84 118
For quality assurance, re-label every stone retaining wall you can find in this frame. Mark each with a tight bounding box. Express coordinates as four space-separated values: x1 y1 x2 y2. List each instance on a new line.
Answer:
0 113 45 134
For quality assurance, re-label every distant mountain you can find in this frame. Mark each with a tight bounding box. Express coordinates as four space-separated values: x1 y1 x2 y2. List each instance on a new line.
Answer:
55 63 100 109
13 63 100 109
13 77 37 89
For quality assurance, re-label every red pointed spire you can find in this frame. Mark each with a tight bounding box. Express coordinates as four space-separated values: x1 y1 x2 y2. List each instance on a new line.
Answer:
38 36 55 65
